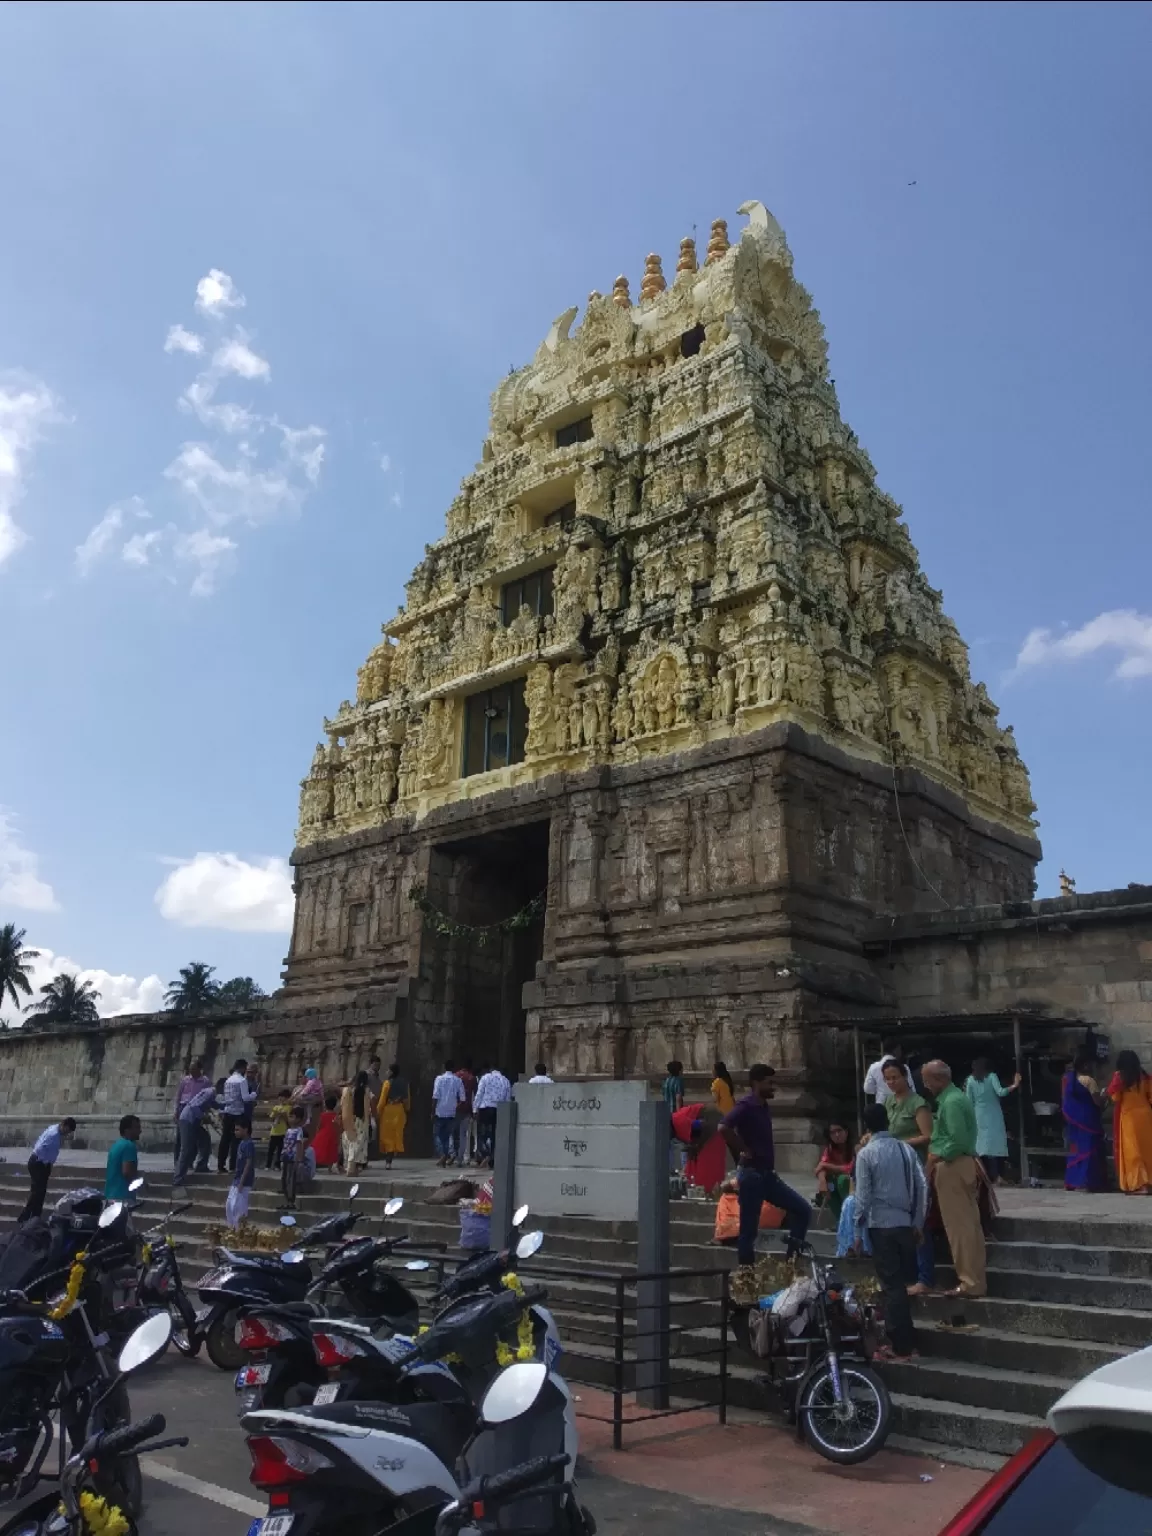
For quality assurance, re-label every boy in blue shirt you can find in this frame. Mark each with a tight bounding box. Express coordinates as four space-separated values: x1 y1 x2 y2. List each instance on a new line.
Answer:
105 1115 141 1201
226 1118 257 1229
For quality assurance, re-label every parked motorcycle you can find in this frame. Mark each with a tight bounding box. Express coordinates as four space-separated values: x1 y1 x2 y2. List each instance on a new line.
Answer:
741 1240 891 1464
0 1203 159 1523
234 1199 418 1412
241 1287 586 1536
197 1187 373 1372
0 1312 185 1536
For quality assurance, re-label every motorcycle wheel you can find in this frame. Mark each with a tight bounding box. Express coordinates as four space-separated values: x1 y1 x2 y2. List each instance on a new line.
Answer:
169 1292 201 1358
205 1308 245 1371
798 1361 891 1464
90 1380 145 1517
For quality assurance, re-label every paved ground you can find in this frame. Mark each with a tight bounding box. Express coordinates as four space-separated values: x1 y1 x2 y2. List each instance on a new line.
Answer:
95 1352 985 1536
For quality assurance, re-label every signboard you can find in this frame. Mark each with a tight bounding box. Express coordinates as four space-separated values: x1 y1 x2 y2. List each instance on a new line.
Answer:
512 1079 647 1221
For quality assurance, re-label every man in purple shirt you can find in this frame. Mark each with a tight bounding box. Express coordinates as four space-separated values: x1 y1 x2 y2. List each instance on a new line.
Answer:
173 1058 214 1174
721 1063 812 1268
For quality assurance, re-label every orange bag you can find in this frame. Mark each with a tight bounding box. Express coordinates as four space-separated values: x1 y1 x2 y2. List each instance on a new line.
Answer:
714 1191 784 1242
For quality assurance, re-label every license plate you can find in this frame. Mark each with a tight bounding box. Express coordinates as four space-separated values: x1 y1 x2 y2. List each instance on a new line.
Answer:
236 1363 272 1387
247 1518 294 1536
312 1382 340 1405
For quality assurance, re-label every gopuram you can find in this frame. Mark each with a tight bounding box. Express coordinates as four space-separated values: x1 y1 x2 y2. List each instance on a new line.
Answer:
265 199 1040 1157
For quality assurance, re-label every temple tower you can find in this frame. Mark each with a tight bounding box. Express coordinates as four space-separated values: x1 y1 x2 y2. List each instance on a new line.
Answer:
273 200 1039 1160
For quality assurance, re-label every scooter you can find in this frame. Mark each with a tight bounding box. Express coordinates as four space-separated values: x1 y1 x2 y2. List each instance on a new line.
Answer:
234 1199 416 1412
242 1291 585 1536
197 1186 372 1371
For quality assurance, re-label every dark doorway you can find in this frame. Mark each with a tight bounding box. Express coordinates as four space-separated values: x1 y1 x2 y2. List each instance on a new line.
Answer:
417 819 550 1092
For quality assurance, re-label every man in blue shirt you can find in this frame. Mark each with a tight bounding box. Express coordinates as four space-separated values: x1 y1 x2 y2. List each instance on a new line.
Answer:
174 1084 216 1186
105 1115 141 1201
21 1117 76 1221
721 1064 812 1269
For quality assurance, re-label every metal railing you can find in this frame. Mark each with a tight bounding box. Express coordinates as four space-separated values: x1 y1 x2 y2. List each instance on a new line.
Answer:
399 1248 731 1451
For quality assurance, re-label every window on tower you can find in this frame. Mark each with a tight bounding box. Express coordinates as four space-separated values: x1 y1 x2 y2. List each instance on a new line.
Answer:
462 680 528 777
543 501 577 530
554 416 593 449
500 567 554 626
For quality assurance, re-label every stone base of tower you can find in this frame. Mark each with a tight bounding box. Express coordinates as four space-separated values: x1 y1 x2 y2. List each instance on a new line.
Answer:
266 721 1038 1158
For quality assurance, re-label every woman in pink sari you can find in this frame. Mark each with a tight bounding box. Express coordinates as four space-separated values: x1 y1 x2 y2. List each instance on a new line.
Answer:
292 1067 325 1137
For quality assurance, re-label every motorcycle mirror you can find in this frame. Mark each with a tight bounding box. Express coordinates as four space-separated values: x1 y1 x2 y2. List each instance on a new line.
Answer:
383 1197 404 1217
480 1361 548 1425
515 1230 544 1261
349 1183 360 1201
128 1177 145 1193
405 1259 431 1272
279 1214 298 1228
117 1311 172 1375
281 1249 306 1265
99 1201 124 1229
512 1204 530 1228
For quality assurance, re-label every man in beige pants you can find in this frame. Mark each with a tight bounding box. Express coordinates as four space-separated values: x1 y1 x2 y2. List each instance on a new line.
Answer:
922 1060 987 1298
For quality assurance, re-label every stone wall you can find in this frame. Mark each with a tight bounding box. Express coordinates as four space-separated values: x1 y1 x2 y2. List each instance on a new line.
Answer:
0 1010 259 1154
867 885 1152 1054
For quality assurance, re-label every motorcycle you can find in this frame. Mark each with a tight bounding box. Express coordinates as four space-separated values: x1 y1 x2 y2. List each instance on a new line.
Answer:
740 1239 891 1464
234 1199 419 1413
0 1313 187 1536
197 1186 373 1372
242 1287 586 1536
135 1197 199 1359
0 1207 166 1526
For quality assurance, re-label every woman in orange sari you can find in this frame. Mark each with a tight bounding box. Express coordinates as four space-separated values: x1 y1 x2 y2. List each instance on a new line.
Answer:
1107 1050 1152 1194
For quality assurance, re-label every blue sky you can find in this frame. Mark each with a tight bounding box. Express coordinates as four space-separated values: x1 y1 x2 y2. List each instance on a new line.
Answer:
2 1 1150 1015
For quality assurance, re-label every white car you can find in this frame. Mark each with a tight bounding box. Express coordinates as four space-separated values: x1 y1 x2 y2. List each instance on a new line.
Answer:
938 1344 1152 1533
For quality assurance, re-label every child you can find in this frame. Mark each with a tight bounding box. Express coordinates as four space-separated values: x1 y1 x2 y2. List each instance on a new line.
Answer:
267 1086 292 1169
281 1105 308 1210
226 1118 257 1229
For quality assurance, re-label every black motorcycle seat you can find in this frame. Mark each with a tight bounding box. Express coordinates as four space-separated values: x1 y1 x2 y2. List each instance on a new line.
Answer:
219 1249 288 1269
262 1301 323 1318
298 1398 470 1472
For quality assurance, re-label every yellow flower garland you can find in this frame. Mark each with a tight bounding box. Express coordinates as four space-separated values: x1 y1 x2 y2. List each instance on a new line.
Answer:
78 1491 130 1536
495 1273 535 1366
48 1260 86 1321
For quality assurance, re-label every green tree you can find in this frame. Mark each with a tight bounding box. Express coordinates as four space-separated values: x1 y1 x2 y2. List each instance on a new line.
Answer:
216 976 267 1009
0 923 39 1014
27 972 101 1026
164 961 220 1014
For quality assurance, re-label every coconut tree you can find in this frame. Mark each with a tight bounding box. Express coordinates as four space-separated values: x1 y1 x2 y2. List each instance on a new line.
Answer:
0 923 39 1014
27 972 101 1025
164 961 220 1014
216 976 267 1009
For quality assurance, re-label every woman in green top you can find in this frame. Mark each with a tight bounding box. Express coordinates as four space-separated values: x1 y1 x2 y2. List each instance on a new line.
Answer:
883 1060 936 1293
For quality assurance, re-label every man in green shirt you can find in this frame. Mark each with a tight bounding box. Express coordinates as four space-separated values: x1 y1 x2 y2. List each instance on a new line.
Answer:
105 1115 141 1202
923 1061 986 1297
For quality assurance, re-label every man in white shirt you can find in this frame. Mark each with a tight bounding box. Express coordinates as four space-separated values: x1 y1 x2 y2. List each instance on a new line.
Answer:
22 1118 76 1221
472 1065 512 1167
431 1060 466 1166
863 1042 915 1105
218 1058 257 1174
528 1061 553 1085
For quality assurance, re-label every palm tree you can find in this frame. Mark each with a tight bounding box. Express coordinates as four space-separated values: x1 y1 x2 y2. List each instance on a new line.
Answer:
27 972 101 1026
0 924 39 1014
216 976 267 1009
164 961 220 1014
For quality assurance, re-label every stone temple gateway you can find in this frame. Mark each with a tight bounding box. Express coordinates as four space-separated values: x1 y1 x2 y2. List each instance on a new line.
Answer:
267 200 1040 1158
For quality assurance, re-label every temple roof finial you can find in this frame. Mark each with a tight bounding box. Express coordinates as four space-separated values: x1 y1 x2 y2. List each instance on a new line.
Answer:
676 236 698 278
639 252 666 302
611 274 631 309
705 218 730 264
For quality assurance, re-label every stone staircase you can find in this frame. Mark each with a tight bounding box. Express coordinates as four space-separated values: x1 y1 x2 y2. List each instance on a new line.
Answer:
2 1162 1148 1464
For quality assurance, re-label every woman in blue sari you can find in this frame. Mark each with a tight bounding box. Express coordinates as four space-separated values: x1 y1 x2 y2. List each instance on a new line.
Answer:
1062 1049 1108 1192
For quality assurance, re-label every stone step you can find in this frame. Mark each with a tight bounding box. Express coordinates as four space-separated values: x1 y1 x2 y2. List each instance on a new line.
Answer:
994 1214 1152 1252
880 1357 1069 1420
915 1324 1128 1381
986 1239 1152 1278
889 1392 1042 1460
916 1291 1152 1348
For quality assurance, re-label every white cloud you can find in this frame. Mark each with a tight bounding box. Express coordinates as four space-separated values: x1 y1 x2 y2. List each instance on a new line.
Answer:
0 375 58 567
391 491 403 508
181 376 259 435
74 506 123 574
280 423 326 485
155 852 294 933
16 946 164 1021
164 324 204 356
0 808 59 913
1015 609 1152 681
379 454 392 473
173 527 237 596
164 443 300 528
195 268 245 317
122 528 164 567
213 337 270 381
